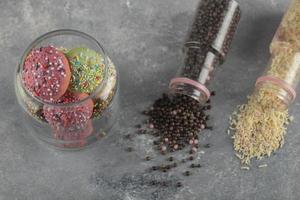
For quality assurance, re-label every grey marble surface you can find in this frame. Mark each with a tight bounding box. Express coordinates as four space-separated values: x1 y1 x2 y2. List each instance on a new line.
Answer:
1 0 299 199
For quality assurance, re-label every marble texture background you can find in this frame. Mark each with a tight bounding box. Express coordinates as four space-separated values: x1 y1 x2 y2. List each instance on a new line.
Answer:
0 0 298 199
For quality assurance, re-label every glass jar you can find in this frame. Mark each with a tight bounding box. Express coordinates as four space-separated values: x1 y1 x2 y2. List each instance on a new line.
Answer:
15 29 119 149
169 0 241 104
255 0 300 110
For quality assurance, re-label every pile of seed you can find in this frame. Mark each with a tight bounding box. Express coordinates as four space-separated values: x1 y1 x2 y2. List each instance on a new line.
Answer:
142 93 212 154
230 87 290 165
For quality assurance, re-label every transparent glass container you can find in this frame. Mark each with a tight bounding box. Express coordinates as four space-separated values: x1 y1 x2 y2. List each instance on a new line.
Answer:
15 30 119 150
255 0 300 110
169 0 241 104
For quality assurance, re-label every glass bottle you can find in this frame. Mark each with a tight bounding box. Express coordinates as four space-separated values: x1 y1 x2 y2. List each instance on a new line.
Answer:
255 0 300 110
169 0 241 104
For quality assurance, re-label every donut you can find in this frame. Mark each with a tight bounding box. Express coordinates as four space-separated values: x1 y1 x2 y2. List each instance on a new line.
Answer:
66 47 106 93
43 92 94 133
22 46 71 102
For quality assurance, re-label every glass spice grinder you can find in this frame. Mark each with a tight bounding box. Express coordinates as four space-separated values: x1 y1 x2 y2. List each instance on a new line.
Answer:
169 0 241 104
255 0 300 110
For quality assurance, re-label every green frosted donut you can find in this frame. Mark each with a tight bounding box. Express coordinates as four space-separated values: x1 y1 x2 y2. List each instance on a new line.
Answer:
66 47 105 93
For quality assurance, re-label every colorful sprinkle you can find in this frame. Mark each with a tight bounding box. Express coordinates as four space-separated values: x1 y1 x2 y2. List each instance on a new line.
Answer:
66 47 106 93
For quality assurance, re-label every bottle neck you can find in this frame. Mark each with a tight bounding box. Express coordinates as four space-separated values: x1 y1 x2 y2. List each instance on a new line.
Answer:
169 77 209 104
168 44 221 104
255 76 295 110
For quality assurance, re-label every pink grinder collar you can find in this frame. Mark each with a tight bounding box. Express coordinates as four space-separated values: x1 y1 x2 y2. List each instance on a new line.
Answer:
169 77 211 99
255 75 296 102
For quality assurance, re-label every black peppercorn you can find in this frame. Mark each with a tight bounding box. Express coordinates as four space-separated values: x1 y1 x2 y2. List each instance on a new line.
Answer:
145 156 151 161
184 171 191 176
168 157 174 162
188 156 194 161
204 143 211 148
176 182 183 187
150 180 157 186
196 164 202 168
135 124 142 128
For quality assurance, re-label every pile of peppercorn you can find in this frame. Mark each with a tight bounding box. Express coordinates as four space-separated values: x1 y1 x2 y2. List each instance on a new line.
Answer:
142 93 213 154
122 93 214 188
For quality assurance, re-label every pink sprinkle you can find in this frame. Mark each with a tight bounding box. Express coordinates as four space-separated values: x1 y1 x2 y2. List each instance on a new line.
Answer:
189 140 194 145
194 139 199 144
174 144 178 150
192 147 197 153
201 124 205 129
149 123 154 129
164 138 169 142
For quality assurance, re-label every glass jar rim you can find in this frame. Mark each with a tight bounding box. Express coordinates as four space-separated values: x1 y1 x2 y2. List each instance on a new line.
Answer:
255 75 296 102
16 29 109 108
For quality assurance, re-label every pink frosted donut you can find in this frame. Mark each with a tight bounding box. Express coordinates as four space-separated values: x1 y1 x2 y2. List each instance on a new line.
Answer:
43 92 94 131
22 46 71 102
